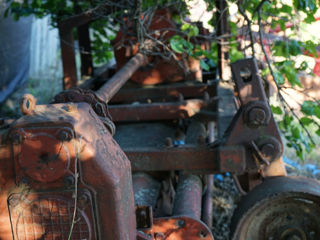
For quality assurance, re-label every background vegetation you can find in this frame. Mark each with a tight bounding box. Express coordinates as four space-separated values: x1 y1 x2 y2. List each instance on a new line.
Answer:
4 0 320 161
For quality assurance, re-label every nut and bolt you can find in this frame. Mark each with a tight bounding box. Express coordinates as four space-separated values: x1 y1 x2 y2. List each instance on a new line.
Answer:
261 143 275 158
198 230 208 238
58 130 70 141
248 107 266 126
64 175 75 186
78 192 90 208
176 219 185 228
154 233 165 240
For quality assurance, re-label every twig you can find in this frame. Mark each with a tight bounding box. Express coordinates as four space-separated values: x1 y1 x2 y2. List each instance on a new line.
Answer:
238 0 255 57
256 2 315 145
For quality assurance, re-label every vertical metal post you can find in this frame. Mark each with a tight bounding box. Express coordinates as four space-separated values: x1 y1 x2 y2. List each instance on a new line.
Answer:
58 26 78 89
216 0 230 80
78 23 93 77
201 122 215 227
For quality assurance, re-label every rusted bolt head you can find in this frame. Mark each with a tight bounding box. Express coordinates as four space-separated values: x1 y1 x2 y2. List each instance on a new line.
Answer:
176 219 185 228
139 209 147 217
261 143 275 158
11 132 22 144
154 232 165 240
198 230 208 238
58 130 70 141
248 107 266 126
78 192 90 207
64 175 75 186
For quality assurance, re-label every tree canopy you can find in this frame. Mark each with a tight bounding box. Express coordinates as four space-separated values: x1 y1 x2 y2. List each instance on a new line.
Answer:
5 0 320 160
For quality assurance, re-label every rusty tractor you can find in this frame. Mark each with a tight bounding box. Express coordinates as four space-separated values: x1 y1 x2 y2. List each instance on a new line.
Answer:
1 5 320 240
1 54 320 240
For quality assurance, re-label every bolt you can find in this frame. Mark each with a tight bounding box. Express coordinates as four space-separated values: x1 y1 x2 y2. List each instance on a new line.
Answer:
64 175 75 186
139 209 146 217
176 219 185 228
165 137 173 147
248 107 266 126
58 130 70 141
11 132 22 144
154 232 165 240
78 192 90 208
261 143 275 159
198 230 208 238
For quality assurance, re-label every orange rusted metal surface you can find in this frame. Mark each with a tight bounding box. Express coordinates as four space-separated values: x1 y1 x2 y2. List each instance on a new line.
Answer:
0 103 136 239
145 216 214 240
108 99 206 122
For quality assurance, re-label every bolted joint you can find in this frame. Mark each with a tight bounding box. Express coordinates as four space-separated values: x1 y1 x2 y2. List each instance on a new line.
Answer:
243 101 271 128
248 107 267 126
58 130 73 141
260 143 275 159
253 137 282 165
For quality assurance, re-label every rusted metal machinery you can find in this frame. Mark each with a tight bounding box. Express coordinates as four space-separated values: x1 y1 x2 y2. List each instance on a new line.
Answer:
1 53 320 240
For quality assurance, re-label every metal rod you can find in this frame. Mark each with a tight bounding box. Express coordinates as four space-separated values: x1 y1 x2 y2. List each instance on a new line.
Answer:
202 121 215 227
96 53 146 103
173 174 203 219
108 99 207 122
202 175 213 227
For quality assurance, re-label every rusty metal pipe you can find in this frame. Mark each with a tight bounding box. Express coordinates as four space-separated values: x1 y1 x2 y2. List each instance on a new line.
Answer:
173 174 203 219
96 53 146 103
202 175 213 227
202 121 215 227
133 173 161 208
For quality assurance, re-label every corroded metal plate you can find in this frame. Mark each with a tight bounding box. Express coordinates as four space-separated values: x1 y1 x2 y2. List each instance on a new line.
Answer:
8 191 95 240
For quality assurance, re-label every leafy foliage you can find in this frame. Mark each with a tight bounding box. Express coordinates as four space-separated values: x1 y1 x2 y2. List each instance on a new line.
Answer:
4 0 320 161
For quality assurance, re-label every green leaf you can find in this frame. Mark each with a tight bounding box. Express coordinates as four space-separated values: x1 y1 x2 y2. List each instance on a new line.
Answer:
316 128 320 136
170 36 185 54
181 23 199 38
291 126 301 139
271 105 283 115
281 4 293 14
305 14 316 23
200 59 210 71
289 40 302 56
314 106 320 119
300 117 313 125
301 100 317 115
284 114 293 126
274 71 285 85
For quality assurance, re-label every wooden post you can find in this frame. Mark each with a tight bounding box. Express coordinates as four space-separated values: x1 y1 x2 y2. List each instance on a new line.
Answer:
58 25 78 89
216 0 230 81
